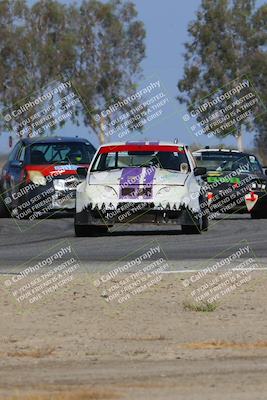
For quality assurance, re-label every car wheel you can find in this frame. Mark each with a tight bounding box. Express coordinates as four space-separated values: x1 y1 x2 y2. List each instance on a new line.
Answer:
181 224 201 234
0 192 10 218
75 225 93 237
201 215 209 231
74 224 107 237
251 210 267 219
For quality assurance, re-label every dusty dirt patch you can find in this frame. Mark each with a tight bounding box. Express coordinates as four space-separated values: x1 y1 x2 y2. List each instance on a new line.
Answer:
178 341 267 350
1 271 267 399
6 388 118 400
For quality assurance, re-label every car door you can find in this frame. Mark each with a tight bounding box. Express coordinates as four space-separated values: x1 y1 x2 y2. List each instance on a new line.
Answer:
11 143 27 207
3 142 25 206
1 142 21 193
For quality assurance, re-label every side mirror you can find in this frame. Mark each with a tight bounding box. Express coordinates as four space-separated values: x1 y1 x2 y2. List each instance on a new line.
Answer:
10 160 23 168
194 167 207 176
77 167 88 178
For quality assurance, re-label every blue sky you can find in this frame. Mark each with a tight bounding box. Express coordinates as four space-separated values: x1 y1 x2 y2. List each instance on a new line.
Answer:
0 0 266 153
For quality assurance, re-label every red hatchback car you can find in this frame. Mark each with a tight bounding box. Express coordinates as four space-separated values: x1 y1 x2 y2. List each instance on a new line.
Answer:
0 136 96 219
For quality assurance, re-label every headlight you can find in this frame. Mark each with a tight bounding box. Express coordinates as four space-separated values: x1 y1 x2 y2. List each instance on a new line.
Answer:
251 181 266 190
53 179 66 191
27 171 46 186
103 186 117 196
157 187 171 195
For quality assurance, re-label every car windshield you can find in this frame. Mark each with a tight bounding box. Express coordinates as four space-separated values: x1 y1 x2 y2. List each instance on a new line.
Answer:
195 152 262 173
91 147 190 172
30 142 95 165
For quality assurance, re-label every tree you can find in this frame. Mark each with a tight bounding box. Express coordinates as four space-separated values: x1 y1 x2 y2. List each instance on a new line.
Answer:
0 0 146 144
253 3 267 158
178 0 267 151
67 0 146 143
0 0 30 122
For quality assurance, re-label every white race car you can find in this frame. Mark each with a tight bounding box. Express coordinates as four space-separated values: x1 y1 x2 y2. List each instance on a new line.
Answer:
74 141 208 236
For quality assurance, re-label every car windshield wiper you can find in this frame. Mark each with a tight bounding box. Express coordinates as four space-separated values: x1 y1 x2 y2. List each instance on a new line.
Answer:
92 167 122 172
54 160 70 165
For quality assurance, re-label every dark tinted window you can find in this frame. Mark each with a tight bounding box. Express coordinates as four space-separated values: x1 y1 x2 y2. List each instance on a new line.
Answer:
18 146 26 162
195 152 262 173
8 142 21 161
30 142 96 165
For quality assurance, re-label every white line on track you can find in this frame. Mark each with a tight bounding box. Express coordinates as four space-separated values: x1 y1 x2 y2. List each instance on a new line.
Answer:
1 268 267 276
161 268 267 273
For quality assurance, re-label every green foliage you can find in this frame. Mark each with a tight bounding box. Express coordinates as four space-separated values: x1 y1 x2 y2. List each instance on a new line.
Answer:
178 0 267 143
0 0 146 142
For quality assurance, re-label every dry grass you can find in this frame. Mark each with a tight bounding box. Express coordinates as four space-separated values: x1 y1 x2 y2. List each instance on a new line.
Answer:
183 300 218 312
178 341 267 350
6 347 55 358
119 335 166 341
6 388 118 400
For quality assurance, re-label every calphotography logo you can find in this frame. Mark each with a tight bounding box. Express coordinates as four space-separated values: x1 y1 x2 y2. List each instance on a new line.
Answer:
0 157 87 232
1 241 83 311
92 241 169 305
181 241 262 306
1 79 83 139
89 75 177 142
181 76 266 141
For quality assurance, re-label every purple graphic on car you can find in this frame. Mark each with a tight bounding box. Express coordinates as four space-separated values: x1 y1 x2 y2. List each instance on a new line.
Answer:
143 167 156 199
119 167 142 199
119 167 156 199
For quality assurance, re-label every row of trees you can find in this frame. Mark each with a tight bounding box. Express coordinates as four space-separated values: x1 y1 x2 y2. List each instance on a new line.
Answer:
1 0 266 153
178 0 267 155
0 0 146 143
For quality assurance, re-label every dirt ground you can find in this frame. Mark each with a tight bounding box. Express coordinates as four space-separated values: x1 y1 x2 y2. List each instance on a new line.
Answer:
1 271 267 400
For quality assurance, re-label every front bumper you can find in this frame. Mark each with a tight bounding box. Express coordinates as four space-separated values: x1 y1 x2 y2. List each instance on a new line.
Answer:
12 178 79 219
247 191 267 212
75 203 199 227
209 190 267 214
51 190 76 210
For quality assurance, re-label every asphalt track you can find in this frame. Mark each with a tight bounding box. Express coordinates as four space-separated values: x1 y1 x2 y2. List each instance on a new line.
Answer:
0 213 266 271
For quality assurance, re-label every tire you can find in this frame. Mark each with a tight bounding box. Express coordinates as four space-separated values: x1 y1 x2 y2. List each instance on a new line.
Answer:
74 224 107 237
199 196 209 231
75 225 93 237
201 215 209 232
0 193 10 218
181 224 201 234
251 210 267 219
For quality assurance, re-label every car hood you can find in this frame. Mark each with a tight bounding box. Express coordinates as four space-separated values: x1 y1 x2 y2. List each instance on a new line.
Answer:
25 164 90 177
89 167 189 186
